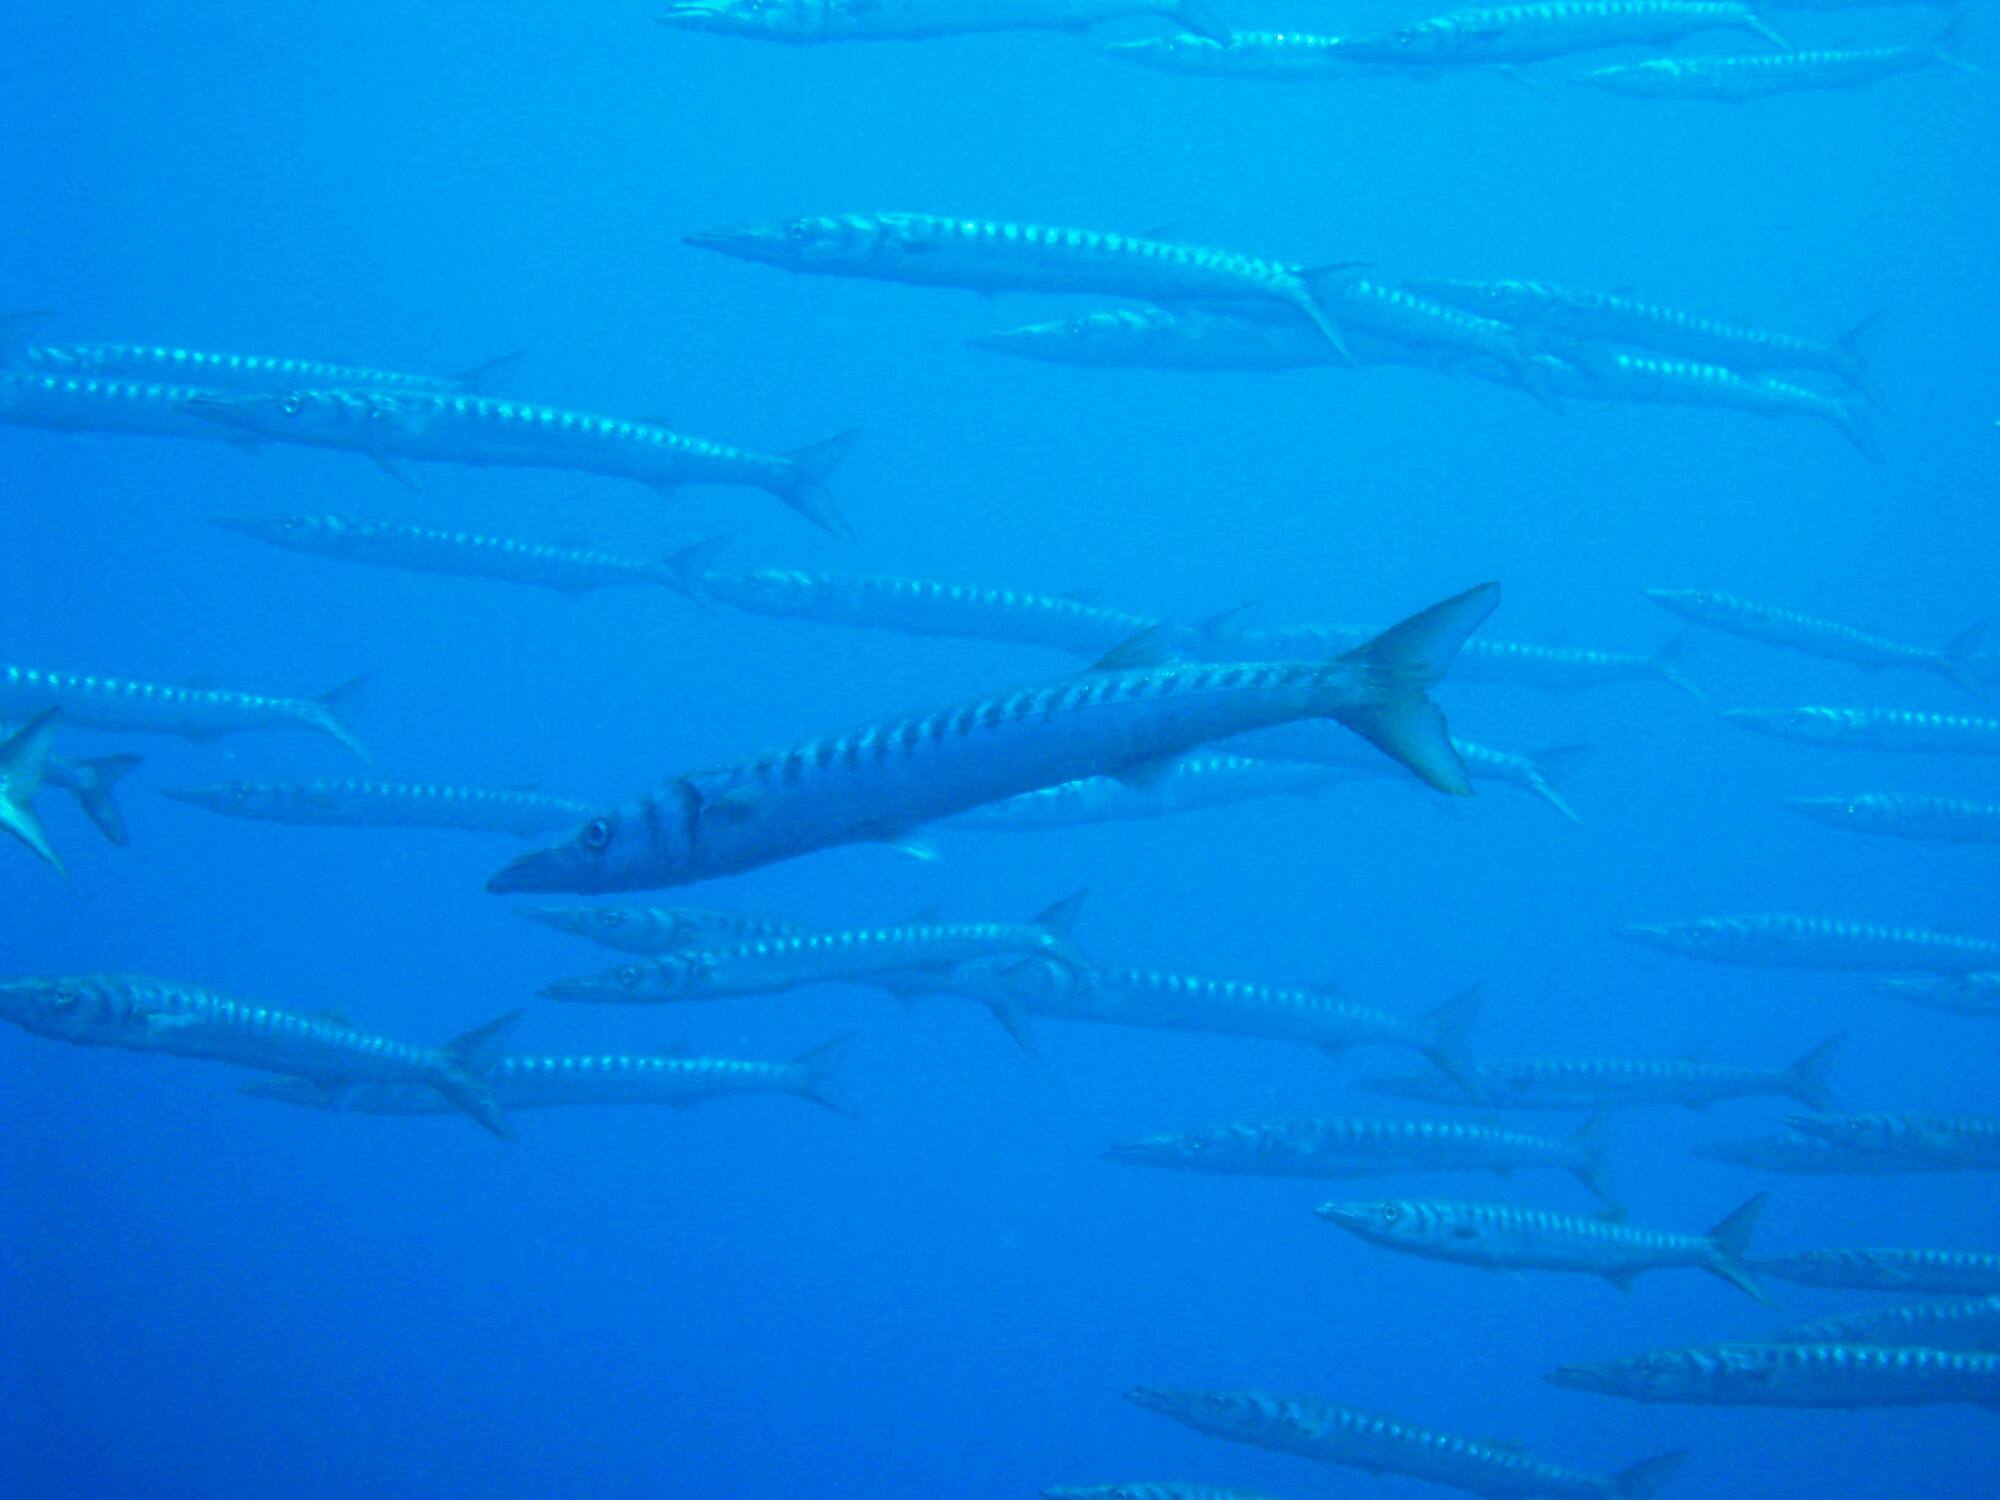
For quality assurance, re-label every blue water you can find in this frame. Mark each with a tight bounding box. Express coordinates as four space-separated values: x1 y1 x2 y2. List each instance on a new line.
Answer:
5 4 1998 1497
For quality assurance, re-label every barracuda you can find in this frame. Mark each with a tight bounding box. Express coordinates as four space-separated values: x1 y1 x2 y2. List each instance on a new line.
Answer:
970 304 1374 373
1692 1131 1952 1176
0 341 519 397
161 777 596 838
1646 588 1987 691
513 902 819 955
1748 1246 2000 1295
1725 705 2000 755
1565 351 1875 457
1317 1193 1772 1302
1108 1110 1618 1206
936 753 1357 832
1774 1295 2000 1353
1788 794 2000 845
1044 1488 1281 1500
1102 31 1371 78
1333 1 1786 66
0 370 267 446
1549 1341 2000 1409
0 663 368 760
1619 913 2000 973
487 583 1501 894
658 0 1231 44
0 973 518 1137
241 1035 857 1120
683 211 1368 360
1788 1112 2000 1170
1878 972 2000 1017
212 513 696 600
1126 1387 1687 1500
1576 17 1979 100
6 724 141 849
1361 1035 1843 1111
180 388 860 538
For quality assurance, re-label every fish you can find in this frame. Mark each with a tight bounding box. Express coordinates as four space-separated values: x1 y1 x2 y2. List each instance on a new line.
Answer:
1619 913 2000 974
0 371 269 446
1108 1110 1619 1206
211 513 698 600
180 389 860 539
970 303 1389 373
1645 588 1987 692
0 973 518 1138
1574 16 1981 100
241 1034 858 1120
513 903 819 956
0 342 521 397
1331 1 1786 67
1043 1488 1283 1500
1787 1112 2000 1170
1126 1387 1689 1500
1562 350 1875 458
1725 706 2000 756
0 712 63 872
1692 1131 1954 1176
1786 794 2000 845
1361 1034 1843 1111
16 732 142 848
1748 1246 2000 1295
1877 973 2000 1018
1320 278 1554 401
0 663 369 760
1773 1295 2000 1353
937 754 1361 834
160 778 597 838
1101 31 1375 79
658 0 1233 45
488 583 1502 894
683 212 1368 360
1316 1192 1772 1302
1547 1342 2000 1409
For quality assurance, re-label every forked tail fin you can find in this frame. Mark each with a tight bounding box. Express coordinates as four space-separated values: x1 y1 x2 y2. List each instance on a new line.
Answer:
1651 632 1707 702
1295 263 1370 364
1614 1451 1691 1500
1934 10 1989 76
1521 744 1593 824
1745 9 1789 48
1330 582 1503 794
311 674 373 762
69 752 143 846
789 1032 862 1119
1783 1032 1845 1113
1704 1192 1775 1306
1831 398 1883 464
1569 1108 1621 1211
434 1009 524 1139
1938 621 1992 696
1032 888 1092 967
1418 985 1485 1102
1172 0 1234 44
775 428 862 540
1830 309 1885 401
660 534 732 607
0 709 62 874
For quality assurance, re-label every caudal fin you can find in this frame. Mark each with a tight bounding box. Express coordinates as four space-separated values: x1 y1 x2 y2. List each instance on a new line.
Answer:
311 674 373 762
434 1009 524 1139
1331 582 1503 795
69 752 143 847
1934 10 1989 76
1418 985 1485 1102
1830 309 1885 402
1704 1192 1775 1306
1783 1032 1845 1113
1569 1108 1621 1211
660 534 732 607
0 710 63 874
1651 632 1707 702
1522 744 1593 825
1172 0 1233 44
789 1032 863 1119
1830 398 1883 464
1032 888 1092 967
1938 621 1992 696
1295 263 1370 364
775 428 862 540
1613 1451 1691 1500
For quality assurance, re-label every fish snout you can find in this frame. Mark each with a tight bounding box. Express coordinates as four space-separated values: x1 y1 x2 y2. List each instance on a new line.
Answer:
1544 1361 1614 1392
1314 1202 1374 1231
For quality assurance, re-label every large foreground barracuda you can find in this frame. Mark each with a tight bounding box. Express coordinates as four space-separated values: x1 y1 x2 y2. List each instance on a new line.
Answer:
1332 1 1786 67
1788 793 2000 845
1362 1034 1842 1111
659 0 1231 44
488 583 1502 893
1577 18 1978 100
1726 705 2000 755
0 973 517 1138
1317 1193 1772 1302
1878 972 2000 1017
937 754 1358 833
0 341 518 397
213 513 695 600
1774 1295 2000 1353
161 777 596 838
514 903 817 955
242 1035 857 1120
1620 913 2000 973
1549 1341 2000 1409
0 663 368 759
1108 1110 1617 1205
1645 588 1987 691
1126 1387 1688 1500
1749 1245 2000 1294
1788 1112 2000 1170
683 211 1368 359
0 371 266 446
181 389 860 538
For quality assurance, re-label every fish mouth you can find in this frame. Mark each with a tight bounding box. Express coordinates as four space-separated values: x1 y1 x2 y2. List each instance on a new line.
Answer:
1314 1202 1373 1231
487 847 571 894
1100 1141 1163 1165
1782 1113 1842 1142
512 905 586 934
208 515 268 537
178 394 248 424
1121 1385 1180 1415
1543 1361 1614 1392
1613 922 1674 947
537 975 612 1001
681 227 754 254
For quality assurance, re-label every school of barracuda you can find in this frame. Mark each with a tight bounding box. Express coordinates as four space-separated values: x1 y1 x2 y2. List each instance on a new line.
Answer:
5 1 1996 1495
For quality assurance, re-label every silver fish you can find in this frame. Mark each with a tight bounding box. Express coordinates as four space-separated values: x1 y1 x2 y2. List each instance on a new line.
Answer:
1646 588 1987 692
1044 1488 1282 1500
658 0 1231 44
1576 16 1978 99
1620 913 2000 973
1774 1295 2000 1353
161 777 595 838
1749 1246 2000 1295
1101 31 1372 79
937 754 1360 833
1788 1112 2000 1170
513 903 819 955
1692 1131 1953 1176
0 371 266 446
0 342 519 397
1333 1 1786 67
1548 1341 2000 1409
1564 350 1875 458
0 663 368 760
1877 972 2000 1018
1787 794 2000 845
1726 705 2000 755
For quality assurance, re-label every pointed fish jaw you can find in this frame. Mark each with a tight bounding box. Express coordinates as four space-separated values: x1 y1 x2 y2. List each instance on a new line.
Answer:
158 784 235 812
511 905 602 937
656 0 760 34
1614 921 1687 954
537 971 630 1002
1101 1137 1181 1166
178 392 267 430
1314 1202 1381 1234
488 835 620 894
209 514 288 543
1544 1359 1627 1394
681 223 797 268
1783 797 1852 829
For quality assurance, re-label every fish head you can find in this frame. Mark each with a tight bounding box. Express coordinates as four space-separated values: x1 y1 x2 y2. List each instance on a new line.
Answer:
1102 1129 1211 1169
489 785 699 896
159 780 263 816
1570 62 1671 97
1333 21 1451 64
683 213 862 272
209 512 347 549
1099 33 1224 71
1549 1346 1709 1401
539 953 700 1004
179 388 354 437
1123 1386 1271 1439
1783 1113 1879 1151
0 974 110 1039
1315 1198 1442 1250
963 317 1074 359
656 0 791 37
512 904 607 940
1615 917 1738 958
1782 795 1872 831
1723 707 1837 743
1641 587 1721 621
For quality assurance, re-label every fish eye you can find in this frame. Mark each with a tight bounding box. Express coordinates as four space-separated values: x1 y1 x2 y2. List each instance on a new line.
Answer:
280 395 303 416
280 517 301 532
597 909 623 928
1381 1205 1400 1224
581 817 613 850
786 220 812 241
231 785 249 803
618 965 641 988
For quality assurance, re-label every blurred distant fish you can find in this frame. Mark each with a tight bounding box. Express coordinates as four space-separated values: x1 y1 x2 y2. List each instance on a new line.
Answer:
1575 16 1980 99
0 342 520 397
0 973 517 1138
938 754 1359 833
1750 1245 2000 1294
180 389 860 539
1788 1111 2000 1170
683 211 1367 360
1317 1192 1773 1302
213 514 697 601
1877 972 2000 1017
0 663 368 760
1725 705 2000 755
1548 1340 2000 1409
1645 588 1987 692
514 903 817 955
1102 30 1371 78
0 371 263 446
161 778 595 839
1787 794 2000 845
0 712 62 872
1563 351 1875 458
658 0 1232 45
1331 1 1786 67
1774 1294 2000 1353
1108 1110 1619 1206
1362 1034 1843 1111
1045 1488 1281 1500
242 1035 857 1120
1225 723 1594 821
1691 1130 1953 1176
1127 1386 1688 1500
1619 913 2000 973
4 725 140 848
488 584 1501 894
971 303 1386 373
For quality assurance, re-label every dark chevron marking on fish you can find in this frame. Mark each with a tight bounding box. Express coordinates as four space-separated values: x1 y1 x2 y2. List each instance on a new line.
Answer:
1332 1 1787 67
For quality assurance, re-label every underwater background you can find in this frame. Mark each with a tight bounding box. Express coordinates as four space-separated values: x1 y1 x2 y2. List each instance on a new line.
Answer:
4 2 1998 1496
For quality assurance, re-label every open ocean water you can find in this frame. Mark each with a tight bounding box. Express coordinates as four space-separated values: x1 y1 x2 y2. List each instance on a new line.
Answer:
4 3 1998 1497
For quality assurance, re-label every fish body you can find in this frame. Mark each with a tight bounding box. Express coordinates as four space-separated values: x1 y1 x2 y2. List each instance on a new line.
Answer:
1549 1342 2000 1408
1775 1295 2000 1353
160 778 595 838
658 0 1231 44
180 389 858 538
0 973 515 1137
1577 19 1973 98
1360 1035 1841 1111
1126 1387 1688 1500
1102 31 1369 77
1334 1 1783 66
0 342 513 397
1788 1112 2000 1170
1878 973 2000 1017
211 513 692 598
1317 1193 1770 1300
939 754 1356 833
487 585 1501 894
1787 794 2000 845
1750 1246 2000 1294
1620 913 2000 973
0 371 258 445
1726 706 2000 755
1645 588 1984 689
0 663 367 759
1564 351 1872 455
513 903 819 955
1691 1132 1952 1176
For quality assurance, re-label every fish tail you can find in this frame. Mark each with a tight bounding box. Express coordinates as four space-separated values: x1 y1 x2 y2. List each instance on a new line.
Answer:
1329 582 1502 794
1704 1192 1775 1306
1938 620 1993 696
1745 8 1789 48
1650 631 1708 702
1569 1107 1622 1212
789 1032 863 1120
775 427 862 540
452 348 528 393
1934 8 1988 74
68 752 143 847
1522 744 1592 824
1417 985 1485 1102
659 533 732 607
1830 309 1886 401
1784 1031 1845 1112
1172 0 1233 44
1830 396 1883 464
435 1009 524 1140
1613 1451 1691 1500
1032 888 1092 967
0 709 64 875
312 673 373 762
1294 263 1369 364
